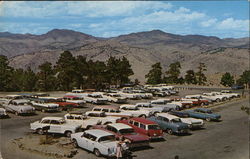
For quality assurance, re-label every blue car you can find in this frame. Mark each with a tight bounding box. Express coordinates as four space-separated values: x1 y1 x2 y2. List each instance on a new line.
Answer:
184 108 221 121
147 113 189 135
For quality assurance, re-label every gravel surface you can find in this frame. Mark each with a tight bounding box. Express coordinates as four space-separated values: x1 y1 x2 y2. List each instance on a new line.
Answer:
0 90 249 159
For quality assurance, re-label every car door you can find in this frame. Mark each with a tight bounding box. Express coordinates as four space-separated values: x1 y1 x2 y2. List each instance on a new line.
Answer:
49 120 62 133
86 134 97 152
79 132 90 149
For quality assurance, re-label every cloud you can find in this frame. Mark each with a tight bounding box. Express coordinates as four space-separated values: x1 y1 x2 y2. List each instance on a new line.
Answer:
216 18 249 31
200 18 217 27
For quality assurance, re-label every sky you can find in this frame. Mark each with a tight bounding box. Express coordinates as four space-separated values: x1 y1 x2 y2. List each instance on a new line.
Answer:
0 1 249 38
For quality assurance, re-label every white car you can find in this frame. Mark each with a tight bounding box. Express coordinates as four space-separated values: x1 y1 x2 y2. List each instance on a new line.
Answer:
30 117 81 137
135 102 167 113
221 90 240 98
119 104 152 117
150 99 182 110
97 92 127 103
71 129 117 157
185 95 213 103
63 95 86 105
65 89 88 97
131 90 153 99
30 98 60 112
119 91 141 100
0 108 8 118
0 95 23 105
210 92 232 99
83 94 108 104
85 111 121 125
3 99 35 116
202 93 225 102
87 106 132 117
64 113 101 130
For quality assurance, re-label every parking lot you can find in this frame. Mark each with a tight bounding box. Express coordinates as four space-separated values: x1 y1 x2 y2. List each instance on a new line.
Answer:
0 89 249 159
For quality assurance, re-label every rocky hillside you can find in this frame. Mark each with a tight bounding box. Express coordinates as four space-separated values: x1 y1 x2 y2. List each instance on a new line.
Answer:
1 29 249 85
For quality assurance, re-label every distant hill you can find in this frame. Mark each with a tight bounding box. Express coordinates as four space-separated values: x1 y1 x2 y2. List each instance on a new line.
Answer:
1 29 249 85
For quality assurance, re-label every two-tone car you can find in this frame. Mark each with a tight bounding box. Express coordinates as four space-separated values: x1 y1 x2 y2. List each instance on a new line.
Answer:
93 123 150 149
221 90 240 98
71 129 117 157
30 98 60 112
3 99 35 116
168 111 204 129
119 104 152 118
183 108 221 121
30 117 82 137
117 117 164 140
147 113 189 135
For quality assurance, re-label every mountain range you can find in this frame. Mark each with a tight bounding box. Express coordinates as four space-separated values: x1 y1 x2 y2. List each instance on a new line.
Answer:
0 29 249 85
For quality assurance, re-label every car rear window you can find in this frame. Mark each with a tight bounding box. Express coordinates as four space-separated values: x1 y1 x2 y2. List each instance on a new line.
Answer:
119 128 135 135
98 135 116 143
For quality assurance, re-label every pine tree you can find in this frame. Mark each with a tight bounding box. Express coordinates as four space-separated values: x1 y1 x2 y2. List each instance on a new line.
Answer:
145 62 162 84
196 63 207 85
185 70 197 84
220 72 234 87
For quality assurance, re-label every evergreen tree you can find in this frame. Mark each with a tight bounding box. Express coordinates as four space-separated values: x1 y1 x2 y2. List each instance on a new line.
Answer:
145 62 162 84
37 62 56 91
0 55 13 91
196 62 207 85
55 51 77 91
75 55 89 89
185 70 197 84
23 67 37 91
119 57 134 85
237 70 250 88
220 72 234 87
165 62 181 84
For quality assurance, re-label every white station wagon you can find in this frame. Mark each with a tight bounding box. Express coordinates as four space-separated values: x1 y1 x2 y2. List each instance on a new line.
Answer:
71 129 117 157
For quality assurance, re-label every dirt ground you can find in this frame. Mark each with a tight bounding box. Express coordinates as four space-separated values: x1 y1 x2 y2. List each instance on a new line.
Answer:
0 89 249 159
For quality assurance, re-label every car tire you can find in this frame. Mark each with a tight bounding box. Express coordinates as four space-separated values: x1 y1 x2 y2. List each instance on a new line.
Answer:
72 139 78 148
104 121 112 125
216 98 220 102
94 148 101 157
206 118 211 122
65 131 72 137
37 128 44 135
167 129 173 135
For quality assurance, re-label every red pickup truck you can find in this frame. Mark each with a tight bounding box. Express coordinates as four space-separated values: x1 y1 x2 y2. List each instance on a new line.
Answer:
117 117 163 140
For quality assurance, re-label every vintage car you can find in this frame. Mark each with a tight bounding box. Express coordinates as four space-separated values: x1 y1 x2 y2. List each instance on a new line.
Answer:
30 117 81 137
119 91 141 100
135 102 169 114
119 104 152 117
38 97 80 110
168 111 204 129
220 90 240 98
147 113 189 135
117 117 163 140
180 97 209 106
0 108 9 118
63 95 86 106
185 94 213 103
64 113 101 130
86 106 132 117
0 95 23 104
3 99 35 115
93 123 150 148
71 129 117 157
100 93 127 103
83 94 108 105
150 99 182 110
146 87 168 97
65 89 88 97
183 108 221 121
231 84 244 90
85 111 121 125
131 90 153 99
202 93 226 102
210 92 232 99
30 98 60 112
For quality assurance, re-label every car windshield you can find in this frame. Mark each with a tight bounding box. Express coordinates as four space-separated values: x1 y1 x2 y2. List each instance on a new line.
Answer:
98 135 116 143
119 128 135 135
172 118 181 122
148 125 161 130
112 94 121 97
91 95 102 98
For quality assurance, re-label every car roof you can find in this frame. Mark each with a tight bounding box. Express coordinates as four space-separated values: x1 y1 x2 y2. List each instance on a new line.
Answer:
42 117 64 120
130 117 157 125
85 129 114 138
11 99 30 104
120 104 136 108
108 123 132 130
157 113 180 120
6 95 22 97
136 102 150 105
195 108 211 111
